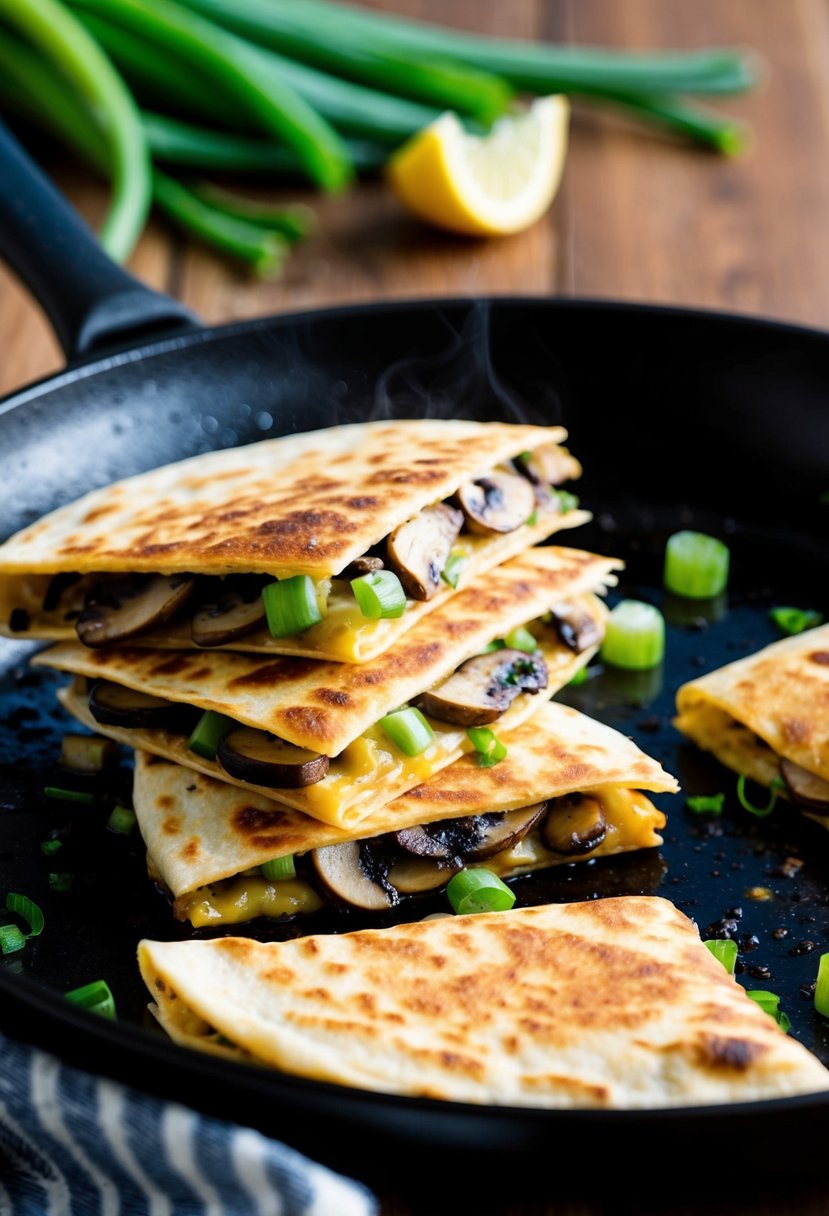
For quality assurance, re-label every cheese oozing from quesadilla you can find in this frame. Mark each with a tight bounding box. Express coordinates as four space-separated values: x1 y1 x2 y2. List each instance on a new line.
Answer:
0 420 586 662
38 547 619 827
132 700 676 927
675 624 829 826
138 897 829 1107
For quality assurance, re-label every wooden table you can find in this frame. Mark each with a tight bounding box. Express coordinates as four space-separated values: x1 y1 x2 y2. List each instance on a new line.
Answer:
2 2 829 1213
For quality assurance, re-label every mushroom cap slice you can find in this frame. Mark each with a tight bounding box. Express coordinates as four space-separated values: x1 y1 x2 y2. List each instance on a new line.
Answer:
339 556 385 580
386 504 463 601
414 647 548 726
780 759 829 813
88 680 199 732
191 584 267 647
464 804 548 860
386 855 461 895
542 795 607 855
310 842 394 910
456 472 535 535
394 804 547 862
217 728 329 788
548 602 604 653
517 443 581 493
76 574 194 648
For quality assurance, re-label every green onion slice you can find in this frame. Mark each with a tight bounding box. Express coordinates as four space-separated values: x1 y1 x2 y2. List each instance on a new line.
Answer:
686 793 725 815
600 600 665 670
107 805 137 835
65 979 116 1020
49 873 75 893
526 510 538 527
746 989 789 1030
567 666 588 687
504 625 537 653
815 954 829 1018
663 530 730 599
482 638 506 653
466 727 507 768
188 711 235 760
704 939 737 974
44 787 94 804
262 575 323 636
6 893 44 938
40 839 63 856
379 706 434 757
736 774 784 818
769 606 823 636
0 925 26 955
440 552 466 590
261 855 296 880
555 490 580 513
350 569 406 619
447 868 516 915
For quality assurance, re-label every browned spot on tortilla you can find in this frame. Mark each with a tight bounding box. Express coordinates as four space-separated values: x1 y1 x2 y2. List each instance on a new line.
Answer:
229 658 320 688
148 655 192 677
82 506 115 523
313 689 352 707
180 838 200 861
154 977 166 993
160 817 180 835
187 667 213 682
697 1033 767 1071
157 795 173 810
344 496 379 510
144 754 166 767
809 651 829 666
366 468 446 487
782 718 811 744
233 805 292 836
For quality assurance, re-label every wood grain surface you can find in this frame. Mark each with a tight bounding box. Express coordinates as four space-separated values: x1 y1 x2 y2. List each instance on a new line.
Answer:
2 3 829 1214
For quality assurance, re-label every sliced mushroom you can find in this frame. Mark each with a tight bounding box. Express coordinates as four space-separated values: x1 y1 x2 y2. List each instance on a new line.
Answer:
464 804 548 860
394 816 490 859
217 728 329 788
310 841 394 910
516 443 581 493
548 602 604 653
88 680 199 732
542 795 607 855
43 572 102 621
386 854 461 895
456 472 535 535
191 579 267 647
780 759 829 814
76 574 195 647
339 555 385 580
386 503 463 600
414 648 548 726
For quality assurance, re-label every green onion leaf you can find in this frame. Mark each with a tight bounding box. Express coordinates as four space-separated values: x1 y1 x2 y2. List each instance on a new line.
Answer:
440 552 466 589
600 600 665 670
482 638 506 653
44 787 94 804
554 490 580 513
567 666 588 687
188 711 235 760
40 839 63 856
704 939 737 974
769 606 823 636
663 531 730 599
746 989 789 1030
6 893 44 938
261 855 296 880
262 575 324 636
686 793 725 815
526 510 538 527
379 706 434 757
504 625 537 653
107 805 137 835
466 727 507 768
65 979 116 1020
447 868 516 915
350 569 406 619
0 925 27 955
815 954 829 1018
49 873 75 893
736 774 784 818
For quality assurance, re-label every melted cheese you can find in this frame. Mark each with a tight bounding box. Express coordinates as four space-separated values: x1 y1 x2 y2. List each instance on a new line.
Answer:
176 876 322 928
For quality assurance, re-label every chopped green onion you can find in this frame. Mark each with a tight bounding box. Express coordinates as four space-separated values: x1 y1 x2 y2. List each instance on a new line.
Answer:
746 989 789 1031
447 868 516 915
0 925 27 955
65 979 116 1020
466 727 507 768
567 666 588 687
350 570 406 619
6 893 44 938
188 711 235 760
663 531 730 599
44 787 94 804
600 600 665 670
60 734 115 773
262 575 324 636
704 939 737 974
107 805 137 835
769 606 823 636
482 639 506 653
554 490 580 513
379 706 434 757
736 774 784 818
440 552 466 590
815 954 829 1018
504 625 537 653
261 855 296 880
40 839 63 856
526 510 538 527
49 873 75 893
686 793 725 815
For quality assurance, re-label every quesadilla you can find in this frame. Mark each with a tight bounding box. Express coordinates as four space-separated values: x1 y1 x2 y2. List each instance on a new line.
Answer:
138 896 829 1107
0 419 587 662
37 546 619 828
675 624 829 824
132 700 676 926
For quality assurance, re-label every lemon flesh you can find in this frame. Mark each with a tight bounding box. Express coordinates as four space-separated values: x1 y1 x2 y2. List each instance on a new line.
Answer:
387 95 570 237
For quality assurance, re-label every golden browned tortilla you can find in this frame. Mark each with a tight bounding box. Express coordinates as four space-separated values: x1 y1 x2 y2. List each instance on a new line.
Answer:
131 699 675 924
138 897 829 1107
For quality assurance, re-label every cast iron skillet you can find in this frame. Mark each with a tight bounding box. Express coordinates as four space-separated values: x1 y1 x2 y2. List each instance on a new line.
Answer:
1 123 829 1193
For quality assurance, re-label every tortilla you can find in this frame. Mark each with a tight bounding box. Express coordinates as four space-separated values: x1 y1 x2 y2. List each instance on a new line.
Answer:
39 546 619 827
0 419 586 661
674 624 829 821
131 699 676 925
138 896 829 1107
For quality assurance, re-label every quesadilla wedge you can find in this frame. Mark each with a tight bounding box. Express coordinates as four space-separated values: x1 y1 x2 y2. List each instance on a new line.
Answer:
38 546 620 827
132 700 676 926
0 419 587 662
674 624 829 826
138 896 829 1107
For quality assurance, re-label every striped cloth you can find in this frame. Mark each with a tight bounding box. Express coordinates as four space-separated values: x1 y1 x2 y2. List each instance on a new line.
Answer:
0 1028 377 1216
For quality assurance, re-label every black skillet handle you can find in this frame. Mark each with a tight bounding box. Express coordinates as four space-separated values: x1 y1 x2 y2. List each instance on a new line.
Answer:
0 121 198 361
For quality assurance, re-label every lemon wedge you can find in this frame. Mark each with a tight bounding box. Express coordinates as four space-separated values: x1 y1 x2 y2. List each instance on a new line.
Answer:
387 95 569 237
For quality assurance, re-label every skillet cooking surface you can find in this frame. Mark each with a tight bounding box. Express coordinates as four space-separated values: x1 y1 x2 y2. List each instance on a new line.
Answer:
1 298 829 1184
